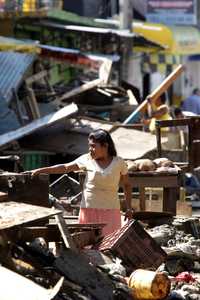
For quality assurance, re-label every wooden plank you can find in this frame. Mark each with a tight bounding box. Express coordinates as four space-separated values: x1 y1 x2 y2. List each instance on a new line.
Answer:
53 200 99 250
50 221 106 229
55 214 77 251
0 266 63 300
25 70 48 85
0 202 61 230
60 78 102 102
16 226 99 248
148 64 184 102
26 86 41 119
129 174 180 187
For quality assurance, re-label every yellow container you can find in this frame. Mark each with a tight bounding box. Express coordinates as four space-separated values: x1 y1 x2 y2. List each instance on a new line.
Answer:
128 269 171 300
23 0 36 12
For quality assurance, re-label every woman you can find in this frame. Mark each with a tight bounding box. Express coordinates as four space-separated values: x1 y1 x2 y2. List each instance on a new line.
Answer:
30 129 133 236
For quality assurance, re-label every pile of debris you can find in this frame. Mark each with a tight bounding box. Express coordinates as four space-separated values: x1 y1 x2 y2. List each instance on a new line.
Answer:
1 172 200 300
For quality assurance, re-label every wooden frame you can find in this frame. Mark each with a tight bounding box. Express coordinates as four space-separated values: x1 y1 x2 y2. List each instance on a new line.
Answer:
155 117 200 171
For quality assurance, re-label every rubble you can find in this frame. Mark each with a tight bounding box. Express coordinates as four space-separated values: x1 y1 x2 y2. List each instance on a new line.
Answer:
0 167 200 300
0 50 198 299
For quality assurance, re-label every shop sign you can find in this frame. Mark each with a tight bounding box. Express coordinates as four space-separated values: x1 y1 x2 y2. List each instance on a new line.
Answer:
146 0 197 25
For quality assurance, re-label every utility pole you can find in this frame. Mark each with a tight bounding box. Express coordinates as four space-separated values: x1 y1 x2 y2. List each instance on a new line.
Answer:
196 0 200 29
119 0 133 82
119 0 133 30
111 0 117 17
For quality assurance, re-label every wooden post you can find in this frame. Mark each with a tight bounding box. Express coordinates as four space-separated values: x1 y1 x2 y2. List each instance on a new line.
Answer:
163 187 178 215
139 187 146 211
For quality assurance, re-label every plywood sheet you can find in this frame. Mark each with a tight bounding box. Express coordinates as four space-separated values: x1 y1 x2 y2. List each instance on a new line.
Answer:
0 202 61 230
111 127 161 160
0 266 63 300
21 117 164 160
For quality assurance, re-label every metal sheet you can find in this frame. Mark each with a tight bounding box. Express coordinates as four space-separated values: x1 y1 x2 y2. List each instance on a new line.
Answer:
0 51 35 103
0 103 78 149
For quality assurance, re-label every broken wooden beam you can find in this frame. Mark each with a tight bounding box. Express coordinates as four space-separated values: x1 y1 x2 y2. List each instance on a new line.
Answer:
123 64 184 124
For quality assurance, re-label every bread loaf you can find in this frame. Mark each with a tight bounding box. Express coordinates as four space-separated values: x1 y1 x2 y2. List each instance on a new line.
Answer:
153 157 174 168
132 159 156 171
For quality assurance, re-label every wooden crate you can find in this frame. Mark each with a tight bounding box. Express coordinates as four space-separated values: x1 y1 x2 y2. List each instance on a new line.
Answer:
96 220 167 271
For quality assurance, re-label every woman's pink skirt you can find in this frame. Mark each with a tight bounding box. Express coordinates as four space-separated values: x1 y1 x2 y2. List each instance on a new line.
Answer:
79 208 121 236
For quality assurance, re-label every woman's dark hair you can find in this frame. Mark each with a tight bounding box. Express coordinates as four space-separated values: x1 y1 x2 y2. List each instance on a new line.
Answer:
88 129 117 156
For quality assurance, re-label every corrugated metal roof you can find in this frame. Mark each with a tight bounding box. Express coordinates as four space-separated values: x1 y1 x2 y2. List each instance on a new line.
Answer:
0 103 78 149
0 51 36 103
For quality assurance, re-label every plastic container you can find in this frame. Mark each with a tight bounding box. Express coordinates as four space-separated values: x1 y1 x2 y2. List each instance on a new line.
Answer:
128 269 171 300
22 151 51 171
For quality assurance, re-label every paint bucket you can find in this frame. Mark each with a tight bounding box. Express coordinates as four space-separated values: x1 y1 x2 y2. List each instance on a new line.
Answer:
128 269 171 300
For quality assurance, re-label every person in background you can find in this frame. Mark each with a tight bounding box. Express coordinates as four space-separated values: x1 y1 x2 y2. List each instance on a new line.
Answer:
143 93 172 135
28 129 133 236
181 88 200 115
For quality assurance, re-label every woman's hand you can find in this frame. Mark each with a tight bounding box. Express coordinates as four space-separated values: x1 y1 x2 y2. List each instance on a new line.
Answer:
124 208 135 221
22 169 41 177
31 170 41 177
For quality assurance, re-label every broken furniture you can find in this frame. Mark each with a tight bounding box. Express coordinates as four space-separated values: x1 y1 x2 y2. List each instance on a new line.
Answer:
0 173 49 207
128 170 182 215
24 68 61 121
156 117 200 172
0 172 104 249
50 174 81 200
0 202 114 300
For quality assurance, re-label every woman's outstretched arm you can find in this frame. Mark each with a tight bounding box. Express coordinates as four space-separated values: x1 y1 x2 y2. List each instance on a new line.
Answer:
29 161 80 176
